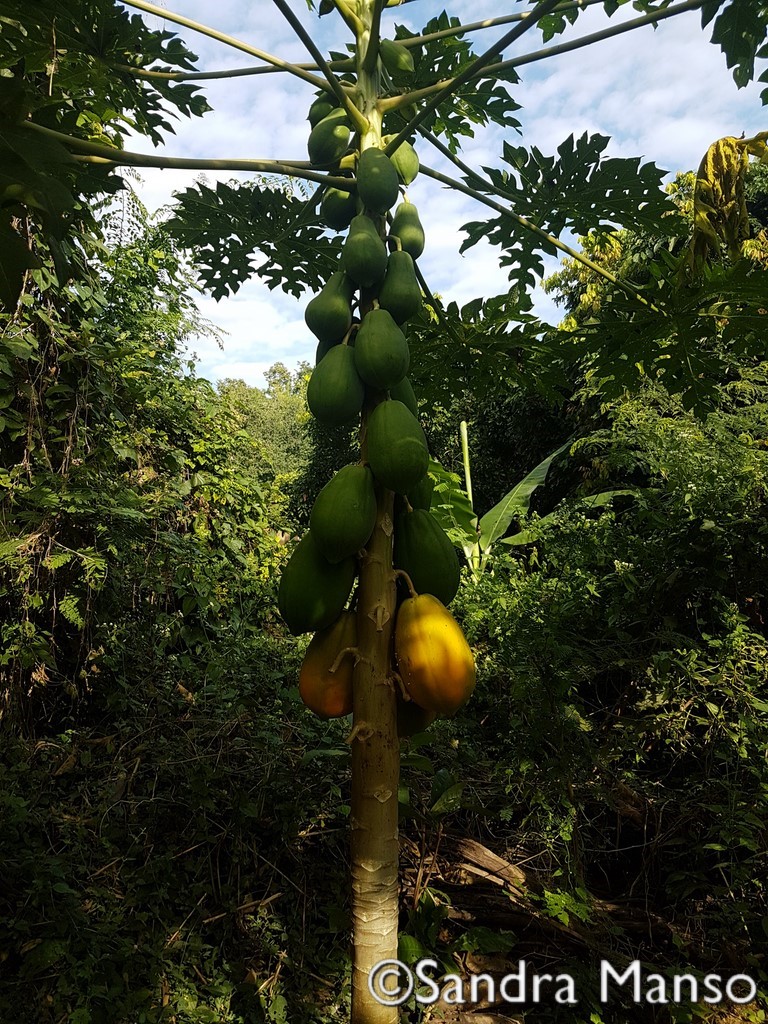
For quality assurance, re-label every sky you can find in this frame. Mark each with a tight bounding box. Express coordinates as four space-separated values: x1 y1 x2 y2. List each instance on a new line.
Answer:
120 0 767 389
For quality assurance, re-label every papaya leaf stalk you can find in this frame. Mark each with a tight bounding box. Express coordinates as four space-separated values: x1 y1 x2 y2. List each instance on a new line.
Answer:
272 0 369 132
419 161 660 313
382 0 565 159
379 0 706 112
121 0 334 92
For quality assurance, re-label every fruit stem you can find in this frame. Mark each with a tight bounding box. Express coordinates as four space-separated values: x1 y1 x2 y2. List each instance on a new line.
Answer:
394 568 418 599
329 646 360 674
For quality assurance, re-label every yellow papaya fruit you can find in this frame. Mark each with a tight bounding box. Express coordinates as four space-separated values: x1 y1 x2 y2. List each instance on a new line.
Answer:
395 594 475 715
299 610 357 718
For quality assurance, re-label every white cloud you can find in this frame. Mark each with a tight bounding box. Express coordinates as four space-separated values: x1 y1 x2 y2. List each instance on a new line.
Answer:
118 0 767 389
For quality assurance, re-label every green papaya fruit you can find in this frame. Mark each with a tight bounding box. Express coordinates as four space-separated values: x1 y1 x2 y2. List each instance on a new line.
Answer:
310 464 377 563
389 376 418 417
315 337 338 364
378 250 422 325
308 108 351 165
390 199 425 260
278 531 356 635
321 187 357 231
379 38 415 76
394 508 460 606
308 94 335 127
366 400 428 493
397 694 436 738
354 308 409 390
342 214 388 288
397 102 418 123
383 136 419 185
307 344 364 425
407 472 434 511
357 148 400 214
305 271 354 343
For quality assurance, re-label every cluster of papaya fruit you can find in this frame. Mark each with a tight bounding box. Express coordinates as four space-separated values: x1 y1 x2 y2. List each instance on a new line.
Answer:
278 73 475 733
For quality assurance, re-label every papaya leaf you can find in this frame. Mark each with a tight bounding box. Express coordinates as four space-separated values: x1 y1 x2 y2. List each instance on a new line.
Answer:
708 0 768 90
407 294 564 412
478 440 571 553
430 767 456 805
426 459 478 551
569 258 768 415
167 180 341 298
453 927 518 954
460 135 676 300
398 933 432 966
384 14 521 151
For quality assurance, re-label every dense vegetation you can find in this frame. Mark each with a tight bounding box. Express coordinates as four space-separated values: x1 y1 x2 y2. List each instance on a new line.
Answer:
2 0 768 1021
3 170 767 1021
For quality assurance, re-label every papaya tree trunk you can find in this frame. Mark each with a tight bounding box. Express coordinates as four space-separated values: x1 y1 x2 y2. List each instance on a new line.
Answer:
351 482 400 1022
350 4 401 1021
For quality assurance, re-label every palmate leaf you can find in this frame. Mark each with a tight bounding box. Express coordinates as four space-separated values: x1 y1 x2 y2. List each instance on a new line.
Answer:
383 14 522 151
487 133 671 236
406 293 565 414
0 0 208 147
0 120 77 230
703 0 768 92
460 133 673 296
569 259 768 414
166 180 342 299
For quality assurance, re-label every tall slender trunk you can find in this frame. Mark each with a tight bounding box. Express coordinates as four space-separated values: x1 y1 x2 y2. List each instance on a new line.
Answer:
350 5 401 1022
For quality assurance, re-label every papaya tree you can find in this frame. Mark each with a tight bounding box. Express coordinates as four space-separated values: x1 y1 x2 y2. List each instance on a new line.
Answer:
2 1 768 1021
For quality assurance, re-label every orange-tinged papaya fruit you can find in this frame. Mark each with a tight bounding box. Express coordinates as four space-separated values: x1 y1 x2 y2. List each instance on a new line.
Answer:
395 593 475 715
299 610 357 718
